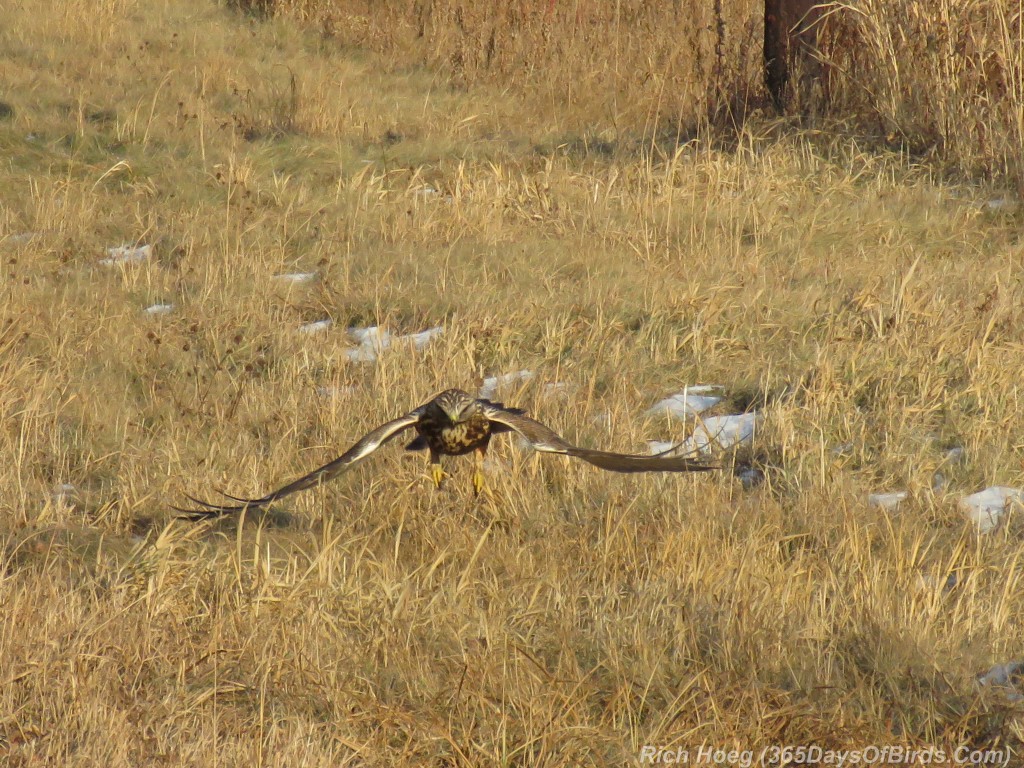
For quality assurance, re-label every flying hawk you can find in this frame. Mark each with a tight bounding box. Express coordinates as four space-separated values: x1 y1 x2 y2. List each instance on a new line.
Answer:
175 388 714 519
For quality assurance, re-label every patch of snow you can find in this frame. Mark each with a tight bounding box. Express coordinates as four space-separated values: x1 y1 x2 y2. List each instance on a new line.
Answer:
943 445 966 464
299 319 333 334
273 271 317 284
412 185 453 203
683 412 761 454
479 370 535 399
649 412 760 456
100 244 151 266
4 231 51 245
344 325 391 362
917 571 958 593
646 385 725 420
977 661 1024 701
399 326 444 350
986 197 1015 211
960 486 1024 534
143 303 174 315
344 325 442 363
646 440 677 455
347 325 390 345
344 347 376 362
52 483 77 499
868 491 908 511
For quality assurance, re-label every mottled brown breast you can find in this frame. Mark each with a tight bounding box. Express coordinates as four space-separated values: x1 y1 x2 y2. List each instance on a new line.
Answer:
425 412 492 456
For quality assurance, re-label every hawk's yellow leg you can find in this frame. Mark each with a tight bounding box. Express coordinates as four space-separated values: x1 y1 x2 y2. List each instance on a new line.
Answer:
472 448 487 496
429 450 446 489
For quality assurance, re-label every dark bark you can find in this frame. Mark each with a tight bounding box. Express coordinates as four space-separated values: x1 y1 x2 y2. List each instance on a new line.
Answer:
764 0 822 112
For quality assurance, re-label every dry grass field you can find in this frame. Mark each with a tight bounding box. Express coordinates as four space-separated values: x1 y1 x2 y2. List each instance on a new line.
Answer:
2 0 1024 764
280 0 1024 183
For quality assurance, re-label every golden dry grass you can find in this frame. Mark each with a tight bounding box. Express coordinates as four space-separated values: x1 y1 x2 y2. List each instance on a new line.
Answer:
2 0 1024 764
280 0 1024 183
279 0 764 135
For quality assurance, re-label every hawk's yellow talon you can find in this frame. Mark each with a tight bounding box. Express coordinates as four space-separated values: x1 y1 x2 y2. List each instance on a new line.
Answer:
430 463 445 488
472 468 486 496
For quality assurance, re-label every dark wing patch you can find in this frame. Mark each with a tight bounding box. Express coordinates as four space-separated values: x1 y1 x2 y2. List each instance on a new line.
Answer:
405 434 428 451
174 411 423 519
481 404 716 473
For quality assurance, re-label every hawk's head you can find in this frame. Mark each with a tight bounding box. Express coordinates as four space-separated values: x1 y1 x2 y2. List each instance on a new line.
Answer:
432 389 480 423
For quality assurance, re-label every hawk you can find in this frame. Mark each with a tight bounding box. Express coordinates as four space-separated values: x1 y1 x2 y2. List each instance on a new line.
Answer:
174 388 714 519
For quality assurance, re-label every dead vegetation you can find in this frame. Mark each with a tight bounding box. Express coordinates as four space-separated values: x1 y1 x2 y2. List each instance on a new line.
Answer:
1 0 1023 764
271 0 1024 184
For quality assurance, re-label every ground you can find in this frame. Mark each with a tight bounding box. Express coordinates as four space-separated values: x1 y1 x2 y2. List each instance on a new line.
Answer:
1 0 1023 764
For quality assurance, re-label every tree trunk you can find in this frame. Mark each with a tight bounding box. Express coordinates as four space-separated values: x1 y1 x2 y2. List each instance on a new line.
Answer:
764 0 822 112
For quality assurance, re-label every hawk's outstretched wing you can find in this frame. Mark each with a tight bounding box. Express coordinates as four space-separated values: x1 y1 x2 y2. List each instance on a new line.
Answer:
481 403 715 473
174 410 423 520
